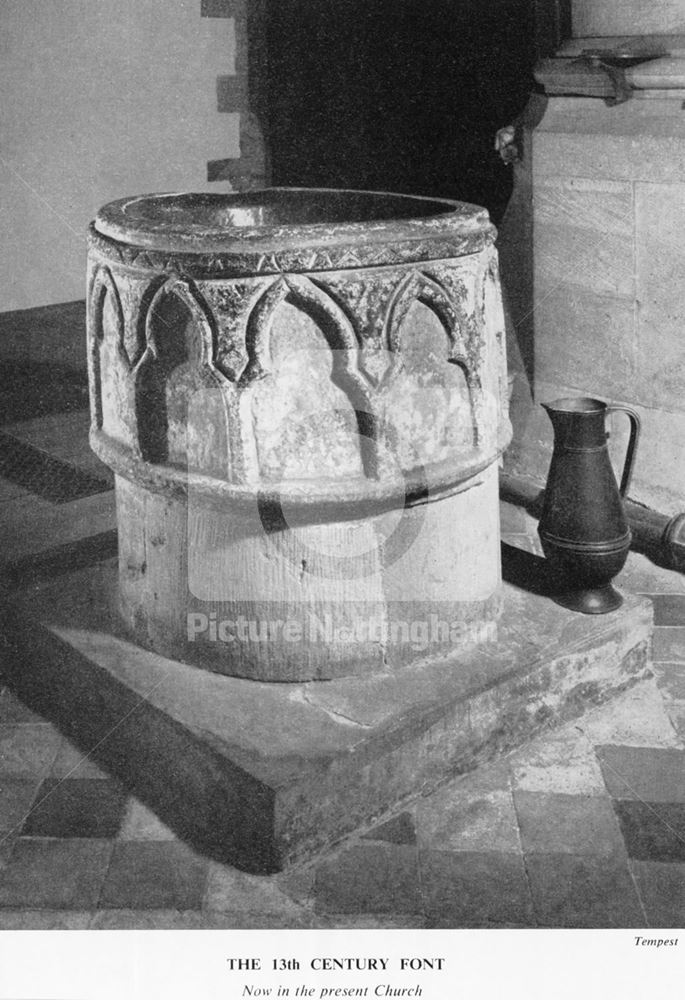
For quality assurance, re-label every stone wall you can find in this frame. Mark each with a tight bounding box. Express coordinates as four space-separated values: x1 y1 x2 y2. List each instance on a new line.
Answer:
503 88 685 516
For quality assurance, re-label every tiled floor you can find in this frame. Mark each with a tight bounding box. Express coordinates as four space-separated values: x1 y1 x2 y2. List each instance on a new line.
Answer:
0 342 684 929
0 637 684 928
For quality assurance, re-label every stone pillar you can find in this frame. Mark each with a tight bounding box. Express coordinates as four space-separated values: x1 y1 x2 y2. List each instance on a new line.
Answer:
203 0 270 189
501 1 685 516
572 0 685 36
87 189 511 681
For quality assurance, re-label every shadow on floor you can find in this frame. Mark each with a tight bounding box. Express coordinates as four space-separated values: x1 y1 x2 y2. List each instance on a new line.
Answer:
0 616 280 876
501 541 553 598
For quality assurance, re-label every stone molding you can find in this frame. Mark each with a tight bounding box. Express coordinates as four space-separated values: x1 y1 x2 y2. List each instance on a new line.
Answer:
87 255 510 512
535 38 685 100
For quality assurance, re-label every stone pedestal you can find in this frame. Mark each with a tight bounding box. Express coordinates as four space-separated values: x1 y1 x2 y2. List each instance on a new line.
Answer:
87 189 511 680
2 558 653 872
502 38 685 516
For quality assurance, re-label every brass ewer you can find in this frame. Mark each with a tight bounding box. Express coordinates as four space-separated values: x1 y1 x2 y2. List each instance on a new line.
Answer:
538 396 641 614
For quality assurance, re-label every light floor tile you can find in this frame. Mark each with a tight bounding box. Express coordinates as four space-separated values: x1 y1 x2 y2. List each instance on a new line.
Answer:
578 680 682 749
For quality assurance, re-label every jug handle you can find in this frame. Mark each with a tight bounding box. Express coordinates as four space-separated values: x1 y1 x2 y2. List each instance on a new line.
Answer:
606 405 641 497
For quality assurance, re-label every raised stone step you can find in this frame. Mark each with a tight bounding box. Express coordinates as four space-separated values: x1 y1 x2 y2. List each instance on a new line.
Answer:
1 557 652 873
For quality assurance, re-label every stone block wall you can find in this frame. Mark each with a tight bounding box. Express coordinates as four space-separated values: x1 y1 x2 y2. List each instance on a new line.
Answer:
504 95 685 515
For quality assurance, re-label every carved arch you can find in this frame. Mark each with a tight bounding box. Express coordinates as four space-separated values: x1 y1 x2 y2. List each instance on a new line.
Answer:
242 275 362 376
381 270 480 451
239 275 379 479
134 277 230 470
137 276 220 370
87 265 127 429
385 271 481 388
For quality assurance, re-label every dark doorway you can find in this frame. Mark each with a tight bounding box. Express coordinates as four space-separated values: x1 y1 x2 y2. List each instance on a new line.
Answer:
265 0 538 223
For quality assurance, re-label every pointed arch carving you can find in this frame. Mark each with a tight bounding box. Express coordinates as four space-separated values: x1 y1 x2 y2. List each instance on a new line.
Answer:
239 275 379 480
242 275 362 376
138 276 219 370
380 269 481 454
87 265 127 429
384 270 481 385
129 273 169 370
89 265 125 349
134 277 231 470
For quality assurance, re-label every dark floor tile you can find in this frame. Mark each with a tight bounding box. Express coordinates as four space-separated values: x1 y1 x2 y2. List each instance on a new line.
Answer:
631 861 685 927
525 852 644 927
0 689 44 724
642 595 685 627
652 627 685 663
514 791 624 857
0 431 112 503
362 811 416 845
0 838 111 909
0 778 40 833
613 801 685 862
597 745 685 803
314 845 422 915
21 778 127 838
421 849 534 928
99 842 209 910
0 356 88 424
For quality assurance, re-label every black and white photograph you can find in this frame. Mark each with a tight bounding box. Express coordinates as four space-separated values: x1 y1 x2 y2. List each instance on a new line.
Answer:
0 1 683 996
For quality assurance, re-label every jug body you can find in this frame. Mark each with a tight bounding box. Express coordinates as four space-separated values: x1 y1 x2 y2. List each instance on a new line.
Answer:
537 396 640 614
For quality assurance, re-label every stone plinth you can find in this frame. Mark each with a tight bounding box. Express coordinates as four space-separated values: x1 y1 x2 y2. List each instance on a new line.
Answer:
2 558 653 873
502 43 685 516
87 189 511 680
572 1 685 37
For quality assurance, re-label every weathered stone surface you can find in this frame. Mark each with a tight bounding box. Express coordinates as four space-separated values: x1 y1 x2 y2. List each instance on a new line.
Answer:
634 181 685 412
533 178 634 298
87 189 511 681
533 98 685 185
580 678 681 748
506 84 685 514
416 766 520 853
532 287 636 402
2 559 652 872
508 726 606 795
